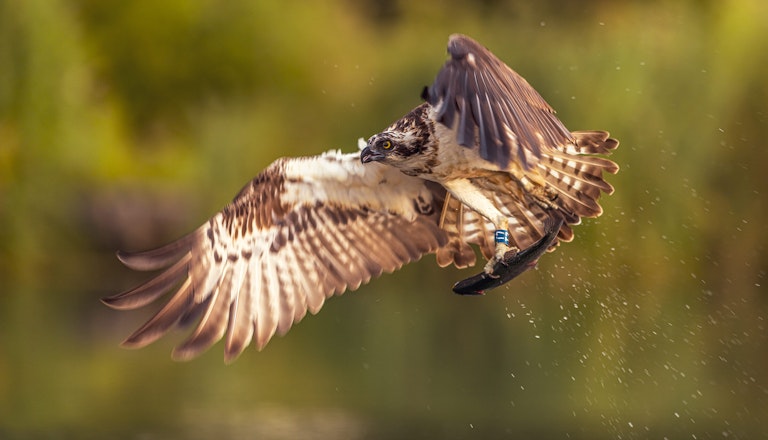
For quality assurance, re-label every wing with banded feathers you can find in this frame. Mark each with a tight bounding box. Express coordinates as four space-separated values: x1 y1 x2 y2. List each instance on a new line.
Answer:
424 33 574 170
435 175 572 269
435 131 619 267
103 150 455 363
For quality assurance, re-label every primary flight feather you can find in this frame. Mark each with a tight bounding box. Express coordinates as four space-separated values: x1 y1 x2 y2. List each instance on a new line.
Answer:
104 34 618 362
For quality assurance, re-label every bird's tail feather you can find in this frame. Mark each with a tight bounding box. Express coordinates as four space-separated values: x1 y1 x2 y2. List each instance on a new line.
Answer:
539 131 619 218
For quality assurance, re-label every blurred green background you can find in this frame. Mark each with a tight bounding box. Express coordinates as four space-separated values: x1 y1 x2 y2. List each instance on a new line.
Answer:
1 0 766 438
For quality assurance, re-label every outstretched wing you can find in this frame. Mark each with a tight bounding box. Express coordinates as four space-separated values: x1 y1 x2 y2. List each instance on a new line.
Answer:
424 33 574 170
103 150 451 363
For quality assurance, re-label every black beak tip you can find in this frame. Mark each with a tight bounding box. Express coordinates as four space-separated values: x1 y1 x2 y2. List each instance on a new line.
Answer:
360 146 381 164
361 147 371 164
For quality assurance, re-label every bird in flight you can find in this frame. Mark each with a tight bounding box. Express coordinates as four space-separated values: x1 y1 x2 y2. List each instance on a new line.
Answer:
104 34 618 363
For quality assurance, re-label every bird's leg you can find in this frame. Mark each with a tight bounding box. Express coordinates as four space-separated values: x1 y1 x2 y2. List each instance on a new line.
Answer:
442 179 565 295
453 217 564 295
484 215 512 275
441 179 518 275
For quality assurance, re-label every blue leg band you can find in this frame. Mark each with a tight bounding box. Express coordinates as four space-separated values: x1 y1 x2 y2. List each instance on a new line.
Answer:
494 230 510 246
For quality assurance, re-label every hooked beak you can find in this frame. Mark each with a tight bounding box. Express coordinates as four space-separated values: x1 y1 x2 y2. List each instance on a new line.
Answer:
360 146 385 164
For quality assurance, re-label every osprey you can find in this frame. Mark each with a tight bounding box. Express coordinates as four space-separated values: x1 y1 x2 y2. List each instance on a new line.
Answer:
104 34 618 362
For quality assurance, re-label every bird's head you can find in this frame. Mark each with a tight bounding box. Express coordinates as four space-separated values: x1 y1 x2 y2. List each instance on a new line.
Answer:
360 105 434 169
360 133 405 164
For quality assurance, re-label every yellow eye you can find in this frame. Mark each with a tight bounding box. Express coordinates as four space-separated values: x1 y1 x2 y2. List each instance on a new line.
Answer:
382 140 393 150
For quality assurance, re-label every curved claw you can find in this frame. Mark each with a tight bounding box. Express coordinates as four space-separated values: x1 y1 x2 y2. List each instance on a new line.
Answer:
452 217 564 295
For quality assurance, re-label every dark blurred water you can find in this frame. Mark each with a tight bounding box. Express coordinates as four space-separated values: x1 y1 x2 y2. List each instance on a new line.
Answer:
3 248 765 438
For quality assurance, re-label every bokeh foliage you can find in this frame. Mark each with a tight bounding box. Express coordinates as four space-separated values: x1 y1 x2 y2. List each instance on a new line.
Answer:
1 0 766 438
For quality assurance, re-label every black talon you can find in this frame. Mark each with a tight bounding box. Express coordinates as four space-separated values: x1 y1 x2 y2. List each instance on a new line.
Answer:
452 217 564 295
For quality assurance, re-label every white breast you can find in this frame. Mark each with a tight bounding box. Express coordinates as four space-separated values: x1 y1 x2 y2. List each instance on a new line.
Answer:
430 122 505 179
